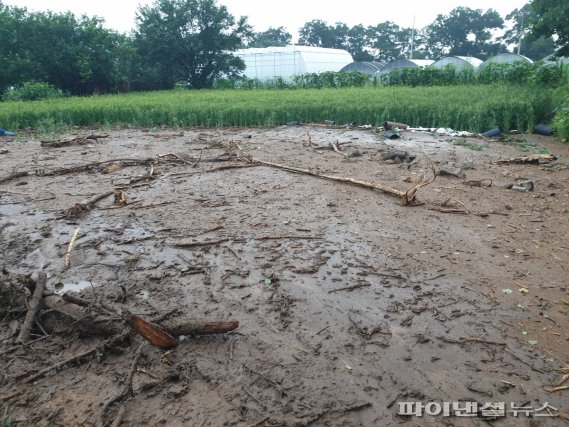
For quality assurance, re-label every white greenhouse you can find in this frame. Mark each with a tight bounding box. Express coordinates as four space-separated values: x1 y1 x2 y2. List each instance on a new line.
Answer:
480 53 533 69
379 59 434 75
430 56 483 70
234 46 353 81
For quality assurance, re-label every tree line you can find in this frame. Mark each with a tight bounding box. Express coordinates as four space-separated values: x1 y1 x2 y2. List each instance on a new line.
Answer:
0 0 567 95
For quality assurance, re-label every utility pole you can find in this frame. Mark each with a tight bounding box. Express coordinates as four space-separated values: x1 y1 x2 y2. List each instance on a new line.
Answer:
409 15 415 60
517 12 524 55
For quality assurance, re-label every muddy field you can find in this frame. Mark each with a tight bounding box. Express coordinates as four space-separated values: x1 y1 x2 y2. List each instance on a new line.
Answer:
1 125 569 426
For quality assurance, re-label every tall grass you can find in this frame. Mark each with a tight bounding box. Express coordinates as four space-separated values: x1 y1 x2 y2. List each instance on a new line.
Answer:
0 84 556 133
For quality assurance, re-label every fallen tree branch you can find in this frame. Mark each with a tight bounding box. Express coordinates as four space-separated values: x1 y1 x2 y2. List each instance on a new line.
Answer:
24 330 130 383
17 272 47 343
231 143 434 205
61 190 115 218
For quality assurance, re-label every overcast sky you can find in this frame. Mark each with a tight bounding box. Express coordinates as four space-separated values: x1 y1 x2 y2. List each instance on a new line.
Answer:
6 0 529 38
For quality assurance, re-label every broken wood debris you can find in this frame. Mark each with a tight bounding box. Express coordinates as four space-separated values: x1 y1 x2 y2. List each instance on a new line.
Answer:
24 330 131 383
437 336 506 346
64 228 80 268
493 154 557 165
328 283 370 293
61 190 115 218
17 272 47 343
230 141 434 205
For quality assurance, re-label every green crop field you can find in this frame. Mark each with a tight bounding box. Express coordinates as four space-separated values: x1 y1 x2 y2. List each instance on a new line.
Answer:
0 84 556 133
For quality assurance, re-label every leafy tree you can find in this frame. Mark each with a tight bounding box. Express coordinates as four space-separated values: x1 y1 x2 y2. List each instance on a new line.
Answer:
426 7 505 59
501 4 555 60
346 25 373 61
530 0 569 57
0 3 134 95
134 0 249 89
298 20 348 50
250 26 291 48
367 22 412 62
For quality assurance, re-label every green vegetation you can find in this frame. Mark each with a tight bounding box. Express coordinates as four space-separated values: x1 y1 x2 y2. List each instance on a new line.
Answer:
0 84 555 133
499 135 552 152
382 61 567 87
2 82 67 102
452 140 489 151
553 102 569 142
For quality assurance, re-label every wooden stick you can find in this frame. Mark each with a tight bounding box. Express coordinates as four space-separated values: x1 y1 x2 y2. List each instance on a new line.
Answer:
0 171 29 185
64 228 80 268
331 141 349 158
17 272 47 343
328 283 371 294
207 163 260 173
62 190 114 217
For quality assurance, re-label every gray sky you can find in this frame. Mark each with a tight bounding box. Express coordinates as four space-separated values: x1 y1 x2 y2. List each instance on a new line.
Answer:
6 0 529 38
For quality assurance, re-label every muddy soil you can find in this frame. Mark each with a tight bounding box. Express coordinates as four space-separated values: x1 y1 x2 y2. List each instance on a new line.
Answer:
1 125 569 426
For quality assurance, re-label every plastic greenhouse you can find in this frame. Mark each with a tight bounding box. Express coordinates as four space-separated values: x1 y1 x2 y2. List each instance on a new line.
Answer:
480 53 533 69
379 59 434 74
339 61 386 74
234 46 353 81
430 56 483 70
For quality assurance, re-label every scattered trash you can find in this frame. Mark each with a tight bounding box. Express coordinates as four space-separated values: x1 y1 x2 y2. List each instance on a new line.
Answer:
264 278 272 286
323 120 335 126
0 128 15 136
511 181 534 192
384 132 400 140
521 331 528 335
407 127 475 137
481 128 501 138
286 121 301 126
518 288 529 294
384 121 409 131
533 123 553 136
528 340 538 345
0 149 8 154
502 288 513 294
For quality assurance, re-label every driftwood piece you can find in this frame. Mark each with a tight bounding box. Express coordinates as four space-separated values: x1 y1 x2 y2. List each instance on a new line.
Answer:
17 272 47 342
164 320 240 337
233 146 434 204
130 315 178 349
494 154 557 165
